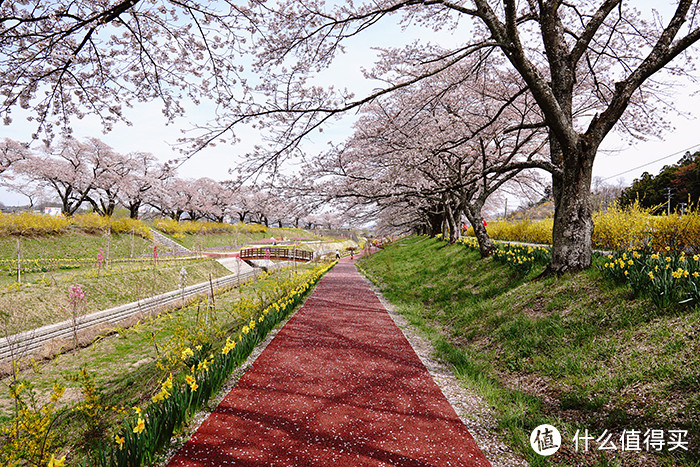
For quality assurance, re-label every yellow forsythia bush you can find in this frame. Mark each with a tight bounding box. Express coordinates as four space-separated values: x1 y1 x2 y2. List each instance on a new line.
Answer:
109 217 153 239
472 201 700 253
155 219 267 236
72 212 111 233
0 211 153 239
465 218 553 244
72 213 153 239
592 201 654 250
0 211 70 236
648 211 700 252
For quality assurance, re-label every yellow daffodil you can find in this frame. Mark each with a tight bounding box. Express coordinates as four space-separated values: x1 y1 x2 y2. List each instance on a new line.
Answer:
47 454 66 467
164 374 173 391
133 417 146 434
115 435 125 450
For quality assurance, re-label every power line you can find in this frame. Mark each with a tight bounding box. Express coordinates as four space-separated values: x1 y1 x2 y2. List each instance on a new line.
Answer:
601 142 700 181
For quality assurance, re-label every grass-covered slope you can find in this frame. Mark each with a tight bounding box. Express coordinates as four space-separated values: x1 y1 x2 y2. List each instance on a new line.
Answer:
358 236 699 467
0 232 231 333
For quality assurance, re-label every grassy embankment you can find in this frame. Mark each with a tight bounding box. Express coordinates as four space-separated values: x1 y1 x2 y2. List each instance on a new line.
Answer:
0 232 231 334
358 236 699 467
167 226 323 251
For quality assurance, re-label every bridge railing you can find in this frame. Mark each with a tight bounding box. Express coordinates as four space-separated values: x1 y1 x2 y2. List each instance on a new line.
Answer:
240 247 313 262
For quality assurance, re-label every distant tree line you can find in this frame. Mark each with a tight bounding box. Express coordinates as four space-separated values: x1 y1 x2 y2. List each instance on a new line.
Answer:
0 137 344 230
619 151 700 213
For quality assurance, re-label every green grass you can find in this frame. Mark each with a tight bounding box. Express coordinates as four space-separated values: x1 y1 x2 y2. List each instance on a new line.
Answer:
358 236 699 466
0 230 159 262
169 227 322 251
0 256 233 334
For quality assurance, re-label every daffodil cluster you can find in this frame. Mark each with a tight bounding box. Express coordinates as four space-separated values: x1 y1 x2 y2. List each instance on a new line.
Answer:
600 249 700 308
95 260 337 467
151 374 174 403
457 237 551 275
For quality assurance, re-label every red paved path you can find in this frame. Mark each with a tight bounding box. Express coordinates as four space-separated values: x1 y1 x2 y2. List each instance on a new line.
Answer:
168 257 491 466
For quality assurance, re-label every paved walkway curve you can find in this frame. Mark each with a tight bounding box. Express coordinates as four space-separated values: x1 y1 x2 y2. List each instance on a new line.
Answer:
167 257 491 466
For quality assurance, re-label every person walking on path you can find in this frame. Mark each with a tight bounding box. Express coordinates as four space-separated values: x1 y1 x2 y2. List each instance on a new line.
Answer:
168 260 490 467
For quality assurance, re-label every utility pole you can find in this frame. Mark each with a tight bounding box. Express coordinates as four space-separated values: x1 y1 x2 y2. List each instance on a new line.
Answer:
666 187 672 215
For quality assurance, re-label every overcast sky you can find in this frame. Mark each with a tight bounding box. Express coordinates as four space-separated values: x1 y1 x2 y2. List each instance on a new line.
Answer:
1 2 698 206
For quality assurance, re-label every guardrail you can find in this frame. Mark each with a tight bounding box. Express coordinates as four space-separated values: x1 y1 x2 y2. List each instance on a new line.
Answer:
0 268 264 364
240 247 313 262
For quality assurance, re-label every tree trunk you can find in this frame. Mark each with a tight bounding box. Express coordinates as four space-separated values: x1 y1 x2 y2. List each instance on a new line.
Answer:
424 210 442 237
445 202 458 243
464 205 493 258
129 201 141 219
548 144 595 273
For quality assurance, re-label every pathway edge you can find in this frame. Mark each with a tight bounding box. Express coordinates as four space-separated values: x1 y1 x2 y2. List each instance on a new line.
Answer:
359 271 529 467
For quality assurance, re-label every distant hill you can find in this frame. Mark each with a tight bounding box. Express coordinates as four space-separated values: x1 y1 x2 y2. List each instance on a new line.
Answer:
505 200 554 220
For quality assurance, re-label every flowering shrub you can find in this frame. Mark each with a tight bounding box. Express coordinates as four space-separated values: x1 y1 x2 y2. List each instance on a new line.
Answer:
464 202 700 254
154 219 267 236
0 211 70 236
592 201 654 250
647 210 700 253
0 380 66 466
72 213 153 239
0 211 152 239
465 218 553 245
58 283 88 347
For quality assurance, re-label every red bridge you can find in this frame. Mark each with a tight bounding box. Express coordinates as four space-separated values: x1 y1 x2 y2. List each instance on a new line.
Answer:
239 247 313 262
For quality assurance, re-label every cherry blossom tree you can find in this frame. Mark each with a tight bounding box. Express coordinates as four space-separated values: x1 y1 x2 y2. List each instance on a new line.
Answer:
194 177 232 223
118 152 172 219
10 138 95 215
0 138 29 174
237 1 700 272
0 1 247 141
81 138 128 216
304 53 547 256
148 176 188 221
